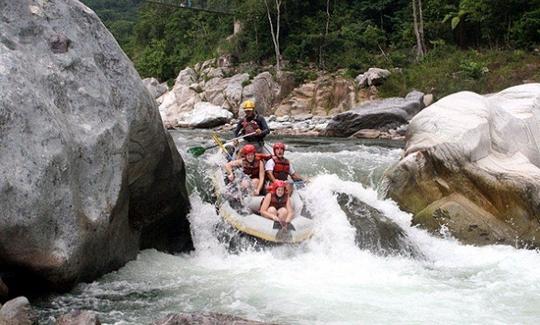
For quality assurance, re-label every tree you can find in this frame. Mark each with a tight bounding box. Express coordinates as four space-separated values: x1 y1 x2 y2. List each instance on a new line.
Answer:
263 0 283 72
412 0 427 60
319 0 331 69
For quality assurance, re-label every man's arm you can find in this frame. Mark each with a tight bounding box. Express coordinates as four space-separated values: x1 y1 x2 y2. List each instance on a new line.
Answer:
257 116 270 136
256 160 265 194
225 159 242 181
265 159 276 182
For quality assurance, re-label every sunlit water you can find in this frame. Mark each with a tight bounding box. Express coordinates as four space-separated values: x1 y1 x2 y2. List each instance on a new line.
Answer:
36 130 540 324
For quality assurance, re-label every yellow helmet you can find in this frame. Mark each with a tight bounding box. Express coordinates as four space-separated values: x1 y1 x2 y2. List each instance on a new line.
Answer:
242 100 256 110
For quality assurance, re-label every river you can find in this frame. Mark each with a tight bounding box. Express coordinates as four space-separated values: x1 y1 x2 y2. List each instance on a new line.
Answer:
36 130 540 324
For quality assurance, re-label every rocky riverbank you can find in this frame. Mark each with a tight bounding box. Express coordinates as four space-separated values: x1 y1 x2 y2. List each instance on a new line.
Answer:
145 59 432 141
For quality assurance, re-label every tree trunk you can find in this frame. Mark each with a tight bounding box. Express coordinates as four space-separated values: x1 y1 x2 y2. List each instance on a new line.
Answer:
412 0 426 60
418 0 426 52
319 0 331 69
264 0 282 72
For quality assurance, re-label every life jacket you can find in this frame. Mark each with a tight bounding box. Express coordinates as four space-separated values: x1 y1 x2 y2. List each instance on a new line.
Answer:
272 156 290 181
270 193 288 210
241 118 260 135
242 157 260 179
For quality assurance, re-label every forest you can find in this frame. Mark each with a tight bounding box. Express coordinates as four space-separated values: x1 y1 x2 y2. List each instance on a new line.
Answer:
82 0 540 96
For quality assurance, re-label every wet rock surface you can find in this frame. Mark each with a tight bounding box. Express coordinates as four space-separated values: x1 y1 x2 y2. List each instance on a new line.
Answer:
0 0 192 292
337 194 419 256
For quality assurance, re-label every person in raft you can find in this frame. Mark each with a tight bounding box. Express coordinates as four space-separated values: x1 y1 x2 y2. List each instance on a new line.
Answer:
260 180 293 228
265 142 304 194
233 100 270 153
224 144 265 196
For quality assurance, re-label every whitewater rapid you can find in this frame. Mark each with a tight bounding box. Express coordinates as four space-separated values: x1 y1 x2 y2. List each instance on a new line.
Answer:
36 132 540 324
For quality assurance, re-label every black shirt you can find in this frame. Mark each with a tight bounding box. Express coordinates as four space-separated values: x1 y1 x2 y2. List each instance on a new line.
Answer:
234 115 270 143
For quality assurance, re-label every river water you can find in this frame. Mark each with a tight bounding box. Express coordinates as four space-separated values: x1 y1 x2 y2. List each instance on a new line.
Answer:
37 130 540 324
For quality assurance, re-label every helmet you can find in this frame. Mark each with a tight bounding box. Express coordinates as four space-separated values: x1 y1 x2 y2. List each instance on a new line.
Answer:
242 100 255 111
242 144 256 155
268 180 287 193
273 142 285 154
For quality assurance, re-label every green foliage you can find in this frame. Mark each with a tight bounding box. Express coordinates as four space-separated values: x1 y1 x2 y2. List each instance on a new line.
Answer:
378 49 540 98
459 59 488 80
82 0 539 94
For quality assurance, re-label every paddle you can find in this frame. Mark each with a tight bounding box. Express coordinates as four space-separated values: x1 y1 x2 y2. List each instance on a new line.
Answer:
187 132 257 157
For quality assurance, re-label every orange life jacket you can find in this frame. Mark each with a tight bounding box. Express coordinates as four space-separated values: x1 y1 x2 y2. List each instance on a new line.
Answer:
272 156 290 181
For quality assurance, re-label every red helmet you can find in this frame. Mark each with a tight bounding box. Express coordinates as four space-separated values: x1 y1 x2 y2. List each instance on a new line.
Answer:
242 144 256 155
269 180 287 193
273 142 285 154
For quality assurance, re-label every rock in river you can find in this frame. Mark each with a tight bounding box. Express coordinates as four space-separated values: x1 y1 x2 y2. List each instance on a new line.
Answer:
0 0 192 293
337 194 419 257
383 84 540 247
325 91 424 137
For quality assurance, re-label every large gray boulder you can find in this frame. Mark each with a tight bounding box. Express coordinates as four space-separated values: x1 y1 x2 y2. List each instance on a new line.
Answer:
383 84 540 247
325 91 424 137
0 0 192 292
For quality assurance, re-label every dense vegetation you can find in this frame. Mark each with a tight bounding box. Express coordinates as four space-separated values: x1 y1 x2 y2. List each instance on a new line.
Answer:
82 0 143 54
83 0 539 97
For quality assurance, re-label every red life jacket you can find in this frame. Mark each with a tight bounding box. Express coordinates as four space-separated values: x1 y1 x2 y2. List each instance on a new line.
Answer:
272 156 290 181
242 158 260 179
270 193 288 210
241 119 260 134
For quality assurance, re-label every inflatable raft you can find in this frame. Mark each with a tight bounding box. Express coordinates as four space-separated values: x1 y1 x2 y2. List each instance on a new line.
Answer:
213 170 313 243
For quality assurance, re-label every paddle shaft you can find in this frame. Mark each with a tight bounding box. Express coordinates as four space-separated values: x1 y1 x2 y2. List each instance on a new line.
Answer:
202 132 257 150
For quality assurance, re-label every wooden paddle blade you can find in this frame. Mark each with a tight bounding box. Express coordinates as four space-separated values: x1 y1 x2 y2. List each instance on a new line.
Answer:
187 146 206 157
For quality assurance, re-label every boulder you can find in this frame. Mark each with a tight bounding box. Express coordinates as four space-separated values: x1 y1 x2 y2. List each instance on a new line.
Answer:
325 91 425 137
0 0 192 292
202 73 249 114
142 78 168 99
175 67 197 86
159 85 202 127
275 75 359 117
0 297 37 325
242 72 280 115
337 194 419 256
383 84 540 247
355 68 391 88
186 102 233 128
153 313 275 325
56 310 101 325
